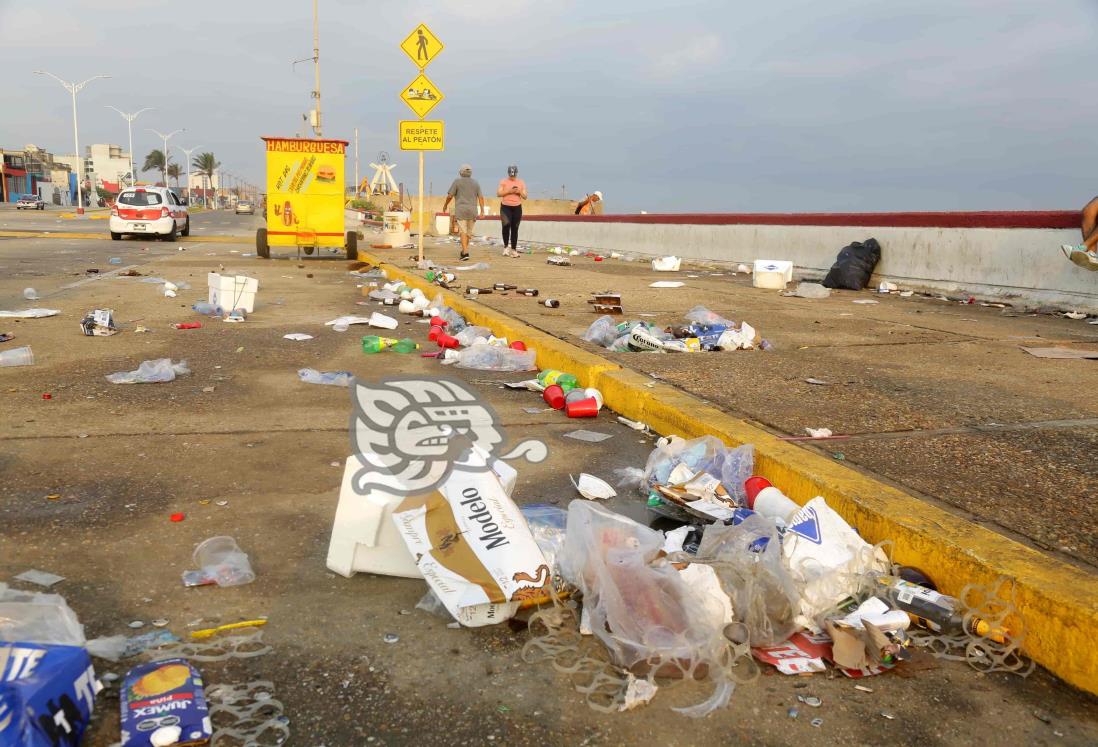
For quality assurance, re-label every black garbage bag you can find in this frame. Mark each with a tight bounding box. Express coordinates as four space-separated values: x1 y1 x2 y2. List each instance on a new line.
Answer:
821 238 881 290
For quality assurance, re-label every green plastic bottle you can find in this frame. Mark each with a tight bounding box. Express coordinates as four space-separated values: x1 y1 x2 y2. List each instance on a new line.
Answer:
537 370 579 391
362 335 399 353
392 338 420 353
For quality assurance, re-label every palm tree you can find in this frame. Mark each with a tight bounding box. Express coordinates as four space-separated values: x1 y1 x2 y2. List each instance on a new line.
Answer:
167 163 181 189
141 149 171 186
192 152 220 208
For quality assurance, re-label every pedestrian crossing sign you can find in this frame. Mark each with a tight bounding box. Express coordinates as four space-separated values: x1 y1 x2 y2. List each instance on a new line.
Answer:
400 23 444 68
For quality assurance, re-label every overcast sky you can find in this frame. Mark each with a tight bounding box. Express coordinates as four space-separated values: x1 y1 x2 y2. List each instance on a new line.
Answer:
1 0 1095 212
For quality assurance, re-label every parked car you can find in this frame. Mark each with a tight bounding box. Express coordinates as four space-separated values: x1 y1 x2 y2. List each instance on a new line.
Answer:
109 186 190 240
235 201 255 215
16 194 45 210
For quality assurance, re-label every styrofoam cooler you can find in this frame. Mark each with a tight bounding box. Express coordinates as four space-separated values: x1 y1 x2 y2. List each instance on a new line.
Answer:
208 272 259 313
382 211 411 247
752 260 794 290
434 212 451 235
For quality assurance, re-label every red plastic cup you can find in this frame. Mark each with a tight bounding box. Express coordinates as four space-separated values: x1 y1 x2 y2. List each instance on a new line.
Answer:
430 316 448 328
428 327 441 341
542 384 565 410
172 322 202 330
510 341 527 351
565 397 599 418
743 476 773 509
435 332 460 349
594 256 604 262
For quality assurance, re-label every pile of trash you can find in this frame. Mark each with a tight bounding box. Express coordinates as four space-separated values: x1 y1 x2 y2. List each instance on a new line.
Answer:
584 305 766 352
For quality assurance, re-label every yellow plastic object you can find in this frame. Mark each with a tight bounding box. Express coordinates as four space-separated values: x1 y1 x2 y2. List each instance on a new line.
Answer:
262 136 349 251
190 619 267 640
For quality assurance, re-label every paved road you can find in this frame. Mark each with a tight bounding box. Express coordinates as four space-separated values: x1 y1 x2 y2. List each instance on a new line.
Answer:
0 233 1094 745
0 203 260 236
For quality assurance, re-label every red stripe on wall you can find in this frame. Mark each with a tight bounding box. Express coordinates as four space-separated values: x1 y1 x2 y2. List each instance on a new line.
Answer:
475 211 1079 229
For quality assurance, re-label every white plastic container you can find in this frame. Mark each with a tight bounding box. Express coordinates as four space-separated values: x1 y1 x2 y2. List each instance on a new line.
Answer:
434 212 452 235
382 211 411 247
208 272 259 313
652 256 681 272
752 260 794 290
745 477 801 521
0 346 34 367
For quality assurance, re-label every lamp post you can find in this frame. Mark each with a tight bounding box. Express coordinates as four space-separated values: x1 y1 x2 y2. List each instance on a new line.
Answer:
105 106 153 189
177 145 201 206
146 128 184 187
34 70 111 215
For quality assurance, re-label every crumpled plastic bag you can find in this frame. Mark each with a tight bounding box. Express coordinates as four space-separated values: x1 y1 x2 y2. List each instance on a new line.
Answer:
454 325 492 347
781 497 889 629
583 316 620 348
559 501 746 716
684 305 735 328
0 583 85 646
105 358 189 384
683 515 800 646
641 435 754 506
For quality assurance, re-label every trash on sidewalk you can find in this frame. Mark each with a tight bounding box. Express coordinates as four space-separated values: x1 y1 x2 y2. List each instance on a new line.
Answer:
170 321 203 329
0 333 13 343
878 281 899 293
650 281 684 288
363 335 420 354
753 260 793 290
298 368 354 387
120 658 212 747
208 271 258 313
0 345 34 367
563 429 613 443
105 359 189 384
822 238 881 290
181 536 256 588
0 584 85 647
0 309 60 318
788 282 831 299
570 473 617 500
13 569 65 588
588 292 623 315
440 343 537 371
804 427 834 438
79 308 119 336
283 333 314 341
651 256 681 272
23 288 39 300
852 299 879 305
0 641 99 746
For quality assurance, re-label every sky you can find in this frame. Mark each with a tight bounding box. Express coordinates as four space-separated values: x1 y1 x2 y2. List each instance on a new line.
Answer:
1 0 1095 213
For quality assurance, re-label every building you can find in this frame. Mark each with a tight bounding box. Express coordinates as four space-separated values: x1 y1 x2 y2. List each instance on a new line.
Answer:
0 149 29 202
86 143 130 190
0 145 73 204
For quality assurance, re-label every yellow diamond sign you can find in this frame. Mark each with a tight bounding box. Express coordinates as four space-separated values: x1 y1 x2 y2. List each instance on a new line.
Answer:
400 23 444 68
400 73 444 118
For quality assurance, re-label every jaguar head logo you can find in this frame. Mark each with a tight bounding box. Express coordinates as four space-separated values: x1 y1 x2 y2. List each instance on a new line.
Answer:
350 376 547 496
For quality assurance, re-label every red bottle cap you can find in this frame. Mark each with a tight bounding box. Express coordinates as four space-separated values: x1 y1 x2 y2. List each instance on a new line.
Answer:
542 384 565 410
435 332 460 349
510 341 527 351
42 393 52 400
169 512 185 522
565 397 599 418
743 476 773 509
594 256 604 262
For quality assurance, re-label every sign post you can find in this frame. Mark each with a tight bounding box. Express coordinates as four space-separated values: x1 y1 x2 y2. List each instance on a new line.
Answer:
399 23 445 264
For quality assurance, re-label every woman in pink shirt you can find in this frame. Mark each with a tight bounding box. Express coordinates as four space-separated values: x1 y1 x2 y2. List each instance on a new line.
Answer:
497 164 527 258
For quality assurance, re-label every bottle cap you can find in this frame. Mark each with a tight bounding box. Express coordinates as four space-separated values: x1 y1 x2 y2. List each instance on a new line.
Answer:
743 476 773 509
510 341 527 351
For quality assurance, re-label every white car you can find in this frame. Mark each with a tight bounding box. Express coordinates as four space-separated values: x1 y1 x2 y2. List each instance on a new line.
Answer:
109 186 189 240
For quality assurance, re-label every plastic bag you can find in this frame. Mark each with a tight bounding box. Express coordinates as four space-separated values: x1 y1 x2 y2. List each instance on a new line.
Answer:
684 515 800 646
520 504 568 572
684 305 735 328
822 238 881 290
559 502 750 717
792 282 831 299
105 358 189 384
454 325 492 347
0 583 85 646
298 368 353 387
583 316 619 348
181 536 256 588
443 344 536 371
641 436 754 506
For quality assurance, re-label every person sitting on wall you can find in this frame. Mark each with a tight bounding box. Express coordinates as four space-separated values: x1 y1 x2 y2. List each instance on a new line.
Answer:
574 191 603 215
1062 196 1098 270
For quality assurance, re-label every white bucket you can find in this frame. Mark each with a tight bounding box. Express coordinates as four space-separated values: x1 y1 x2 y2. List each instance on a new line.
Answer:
382 211 411 247
434 212 452 235
752 260 794 290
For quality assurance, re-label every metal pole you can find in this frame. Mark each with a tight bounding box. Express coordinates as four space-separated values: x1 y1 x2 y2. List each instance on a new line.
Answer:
34 72 110 214
313 0 322 137
178 146 200 205
417 151 424 263
354 127 359 196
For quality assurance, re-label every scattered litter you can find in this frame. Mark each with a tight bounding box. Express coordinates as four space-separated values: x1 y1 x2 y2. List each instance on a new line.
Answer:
13 569 65 588
805 378 830 385
822 238 881 290
854 685 874 693
128 620 145 629
106 358 189 384
899 290 914 297
298 368 354 386
0 641 97 743
523 407 546 414
383 633 400 643
1020 347 1098 360
852 299 879 305
651 256 681 272
617 416 651 432
181 536 256 588
23 287 39 300
120 659 212 746
790 282 830 299
284 333 314 341
804 427 834 438
811 718 823 728
570 473 617 500
79 308 118 336
649 281 684 288
0 346 34 367
1063 311 1087 320
0 333 12 343
191 620 267 640
0 308 60 318
877 281 898 293
151 619 169 628
563 430 613 443
206 679 289 746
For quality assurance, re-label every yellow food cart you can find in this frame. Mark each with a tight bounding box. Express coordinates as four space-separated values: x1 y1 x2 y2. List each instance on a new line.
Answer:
256 136 357 260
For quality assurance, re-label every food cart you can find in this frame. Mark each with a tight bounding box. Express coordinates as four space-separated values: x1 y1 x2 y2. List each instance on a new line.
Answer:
255 136 357 260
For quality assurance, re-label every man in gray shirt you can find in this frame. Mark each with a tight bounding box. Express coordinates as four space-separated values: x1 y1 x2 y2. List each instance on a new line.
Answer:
442 164 485 260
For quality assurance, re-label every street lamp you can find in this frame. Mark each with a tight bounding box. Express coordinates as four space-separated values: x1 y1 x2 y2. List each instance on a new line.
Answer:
177 145 201 206
105 106 153 189
146 127 184 188
34 70 111 215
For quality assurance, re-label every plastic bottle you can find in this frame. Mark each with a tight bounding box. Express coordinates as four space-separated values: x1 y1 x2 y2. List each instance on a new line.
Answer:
298 368 354 387
192 301 221 316
392 338 419 353
743 476 801 521
876 577 1005 641
537 370 579 391
23 288 38 300
361 335 401 353
542 299 560 308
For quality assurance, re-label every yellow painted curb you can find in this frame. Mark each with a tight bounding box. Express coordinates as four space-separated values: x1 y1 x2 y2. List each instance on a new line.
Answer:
0 230 249 244
363 250 1098 695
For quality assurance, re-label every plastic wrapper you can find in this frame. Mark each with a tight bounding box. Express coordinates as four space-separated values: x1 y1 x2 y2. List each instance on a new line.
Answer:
583 316 620 348
683 515 800 646
0 584 85 646
684 305 736 328
641 435 754 506
105 358 189 385
559 501 750 717
182 536 256 588
454 325 493 347
298 368 354 387
520 504 568 572
443 344 537 372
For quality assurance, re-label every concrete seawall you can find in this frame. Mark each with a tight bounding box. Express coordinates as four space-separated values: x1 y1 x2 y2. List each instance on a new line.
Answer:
470 211 1095 311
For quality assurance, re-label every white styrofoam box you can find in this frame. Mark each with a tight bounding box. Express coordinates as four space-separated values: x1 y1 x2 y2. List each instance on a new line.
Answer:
208 272 259 313
753 259 794 289
326 456 422 579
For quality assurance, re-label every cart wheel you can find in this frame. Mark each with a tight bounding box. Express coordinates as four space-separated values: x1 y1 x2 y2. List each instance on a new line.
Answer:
303 245 315 256
256 228 270 259
345 231 358 261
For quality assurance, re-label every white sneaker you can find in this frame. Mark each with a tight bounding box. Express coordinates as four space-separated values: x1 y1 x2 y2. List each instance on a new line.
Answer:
1063 244 1098 271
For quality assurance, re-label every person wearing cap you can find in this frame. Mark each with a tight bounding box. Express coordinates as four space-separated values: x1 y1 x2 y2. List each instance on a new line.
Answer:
575 191 603 215
497 165 527 258
442 164 485 260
